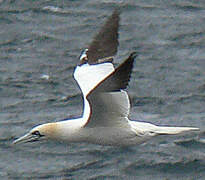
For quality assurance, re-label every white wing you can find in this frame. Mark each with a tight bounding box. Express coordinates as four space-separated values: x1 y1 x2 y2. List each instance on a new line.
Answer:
74 10 120 96
85 90 130 127
74 63 114 96
73 9 137 128
84 53 137 127
73 10 121 126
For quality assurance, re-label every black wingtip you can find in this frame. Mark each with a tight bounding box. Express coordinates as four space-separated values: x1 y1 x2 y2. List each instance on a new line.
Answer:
86 9 120 65
111 8 121 18
129 52 138 60
112 7 122 15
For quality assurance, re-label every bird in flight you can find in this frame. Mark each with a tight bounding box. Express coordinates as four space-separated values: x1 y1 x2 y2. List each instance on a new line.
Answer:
13 9 199 146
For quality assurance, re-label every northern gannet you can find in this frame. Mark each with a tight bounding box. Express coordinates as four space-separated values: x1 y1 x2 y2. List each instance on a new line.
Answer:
13 9 199 146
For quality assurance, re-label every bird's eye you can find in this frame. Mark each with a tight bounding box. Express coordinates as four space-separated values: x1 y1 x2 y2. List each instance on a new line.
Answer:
32 131 41 136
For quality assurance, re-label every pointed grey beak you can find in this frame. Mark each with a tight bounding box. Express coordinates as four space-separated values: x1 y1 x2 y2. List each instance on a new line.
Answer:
13 133 38 144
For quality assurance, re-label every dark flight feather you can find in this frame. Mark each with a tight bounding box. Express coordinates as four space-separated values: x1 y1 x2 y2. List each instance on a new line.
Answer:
86 9 120 65
87 52 137 96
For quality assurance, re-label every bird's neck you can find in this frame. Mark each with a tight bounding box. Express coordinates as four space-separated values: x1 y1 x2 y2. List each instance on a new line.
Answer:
43 118 84 142
43 96 91 142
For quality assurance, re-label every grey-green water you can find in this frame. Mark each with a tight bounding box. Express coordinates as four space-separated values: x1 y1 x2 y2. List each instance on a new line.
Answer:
0 0 205 179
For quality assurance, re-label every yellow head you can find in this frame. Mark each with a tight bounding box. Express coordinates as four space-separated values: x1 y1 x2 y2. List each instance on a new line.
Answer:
13 123 59 144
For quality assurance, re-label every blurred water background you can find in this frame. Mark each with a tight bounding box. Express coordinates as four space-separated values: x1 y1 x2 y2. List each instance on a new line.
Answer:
0 0 205 179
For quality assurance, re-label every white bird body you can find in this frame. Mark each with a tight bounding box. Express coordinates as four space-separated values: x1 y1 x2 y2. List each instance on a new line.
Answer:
23 60 198 146
13 9 199 146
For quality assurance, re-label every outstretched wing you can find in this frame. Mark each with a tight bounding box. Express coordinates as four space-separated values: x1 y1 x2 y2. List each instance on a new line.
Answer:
75 9 120 96
84 53 137 127
79 9 120 65
89 52 137 93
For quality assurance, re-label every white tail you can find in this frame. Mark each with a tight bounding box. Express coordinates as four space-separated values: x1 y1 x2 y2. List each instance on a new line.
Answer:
155 126 199 135
130 121 199 136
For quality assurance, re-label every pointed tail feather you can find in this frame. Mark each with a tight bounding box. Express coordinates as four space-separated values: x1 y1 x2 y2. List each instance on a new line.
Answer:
130 121 199 136
155 126 199 135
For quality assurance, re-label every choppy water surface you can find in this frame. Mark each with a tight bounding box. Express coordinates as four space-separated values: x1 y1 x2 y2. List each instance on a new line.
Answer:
0 0 205 179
